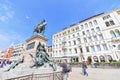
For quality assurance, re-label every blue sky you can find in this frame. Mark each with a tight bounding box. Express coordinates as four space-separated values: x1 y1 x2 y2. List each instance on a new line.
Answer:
0 0 120 50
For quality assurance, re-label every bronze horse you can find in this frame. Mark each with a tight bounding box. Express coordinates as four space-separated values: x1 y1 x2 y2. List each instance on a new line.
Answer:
33 19 47 34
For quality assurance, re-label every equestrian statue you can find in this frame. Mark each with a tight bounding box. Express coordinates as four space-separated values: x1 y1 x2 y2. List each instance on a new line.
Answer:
33 19 47 35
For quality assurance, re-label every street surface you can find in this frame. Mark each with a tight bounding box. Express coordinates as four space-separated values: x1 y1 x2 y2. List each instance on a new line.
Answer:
68 67 120 80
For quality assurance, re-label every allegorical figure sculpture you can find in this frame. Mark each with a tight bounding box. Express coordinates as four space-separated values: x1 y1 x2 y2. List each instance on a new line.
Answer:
30 42 56 71
6 56 24 71
33 19 47 34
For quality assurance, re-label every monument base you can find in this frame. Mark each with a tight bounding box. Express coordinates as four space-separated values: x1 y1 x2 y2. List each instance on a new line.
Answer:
0 62 62 80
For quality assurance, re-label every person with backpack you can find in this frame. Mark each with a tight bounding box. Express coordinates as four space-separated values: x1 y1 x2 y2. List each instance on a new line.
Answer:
60 59 70 80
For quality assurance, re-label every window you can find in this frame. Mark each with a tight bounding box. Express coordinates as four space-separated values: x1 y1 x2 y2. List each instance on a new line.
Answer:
79 47 83 53
110 20 115 25
102 44 108 50
115 29 120 37
59 39 61 41
110 30 116 38
59 34 61 37
96 27 100 31
118 45 120 50
76 27 79 31
96 45 101 51
82 31 85 35
105 20 115 27
89 22 93 27
93 20 98 25
103 15 111 20
68 36 70 39
73 40 76 45
73 34 75 38
85 23 88 28
59 44 61 48
91 28 95 33
77 38 81 44
88 37 92 42
69 41 71 46
91 46 95 52
77 33 80 36
59 50 61 54
69 49 72 53
105 22 110 27
86 30 90 34
63 37 66 40
99 34 104 40
72 29 75 32
56 40 58 43
81 25 84 29
68 30 70 34
86 46 90 52
84 38 87 43
93 36 98 41
74 48 77 53
107 15 111 18
56 44 58 48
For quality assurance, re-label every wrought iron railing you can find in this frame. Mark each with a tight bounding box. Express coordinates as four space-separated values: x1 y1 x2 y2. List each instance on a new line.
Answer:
6 71 62 80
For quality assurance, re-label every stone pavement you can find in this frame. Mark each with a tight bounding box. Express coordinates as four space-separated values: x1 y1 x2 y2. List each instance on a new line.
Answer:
68 67 120 80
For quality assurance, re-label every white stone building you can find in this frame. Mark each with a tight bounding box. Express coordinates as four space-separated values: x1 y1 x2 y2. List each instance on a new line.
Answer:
52 8 120 63
46 46 52 57
10 43 26 61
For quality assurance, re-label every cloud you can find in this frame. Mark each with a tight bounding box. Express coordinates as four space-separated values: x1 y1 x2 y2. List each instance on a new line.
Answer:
0 1 14 23
0 16 9 22
109 4 120 10
25 15 30 19
0 31 25 50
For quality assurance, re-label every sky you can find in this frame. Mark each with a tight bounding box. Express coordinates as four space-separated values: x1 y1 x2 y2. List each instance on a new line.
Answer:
0 0 120 50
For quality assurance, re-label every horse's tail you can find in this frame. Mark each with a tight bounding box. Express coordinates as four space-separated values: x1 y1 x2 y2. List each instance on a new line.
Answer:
33 26 36 35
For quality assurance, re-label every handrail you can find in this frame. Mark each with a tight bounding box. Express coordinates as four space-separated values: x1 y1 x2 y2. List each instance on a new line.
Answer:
6 71 62 80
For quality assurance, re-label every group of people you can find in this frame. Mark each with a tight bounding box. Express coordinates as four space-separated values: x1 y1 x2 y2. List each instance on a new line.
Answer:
0 60 12 68
60 59 89 80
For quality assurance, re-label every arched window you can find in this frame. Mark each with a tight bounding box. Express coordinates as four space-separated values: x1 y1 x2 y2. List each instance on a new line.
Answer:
105 21 110 27
109 20 115 25
99 55 105 62
107 55 113 62
93 56 98 62
118 44 120 50
110 30 116 38
115 29 120 37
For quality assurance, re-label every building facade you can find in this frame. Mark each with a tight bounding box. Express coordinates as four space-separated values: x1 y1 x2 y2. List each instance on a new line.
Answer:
46 46 52 57
0 34 49 63
52 8 120 63
10 43 26 61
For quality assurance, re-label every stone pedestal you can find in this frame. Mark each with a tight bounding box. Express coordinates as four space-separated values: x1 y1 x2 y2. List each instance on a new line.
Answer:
24 34 48 62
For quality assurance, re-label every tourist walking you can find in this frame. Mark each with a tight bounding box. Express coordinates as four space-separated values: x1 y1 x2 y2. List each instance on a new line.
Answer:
82 60 88 76
60 59 69 80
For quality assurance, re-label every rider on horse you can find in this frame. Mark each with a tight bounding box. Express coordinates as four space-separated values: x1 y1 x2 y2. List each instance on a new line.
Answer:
33 19 47 34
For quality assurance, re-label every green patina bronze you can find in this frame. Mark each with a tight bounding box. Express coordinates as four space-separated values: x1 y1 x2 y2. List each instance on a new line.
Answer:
33 19 46 34
6 20 56 71
30 42 56 71
6 56 24 71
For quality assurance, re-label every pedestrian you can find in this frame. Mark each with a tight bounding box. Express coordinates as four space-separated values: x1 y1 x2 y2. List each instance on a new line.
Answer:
60 59 69 80
82 60 88 76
